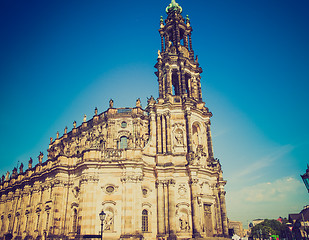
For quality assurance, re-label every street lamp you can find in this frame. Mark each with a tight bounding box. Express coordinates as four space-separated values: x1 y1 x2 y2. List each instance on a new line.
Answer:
301 165 309 193
99 210 106 240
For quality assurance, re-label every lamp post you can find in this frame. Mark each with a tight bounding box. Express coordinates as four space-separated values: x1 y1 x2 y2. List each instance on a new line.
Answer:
301 165 309 193
99 210 106 240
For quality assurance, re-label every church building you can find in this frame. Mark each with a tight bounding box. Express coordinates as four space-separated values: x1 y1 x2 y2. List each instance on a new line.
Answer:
0 1 228 239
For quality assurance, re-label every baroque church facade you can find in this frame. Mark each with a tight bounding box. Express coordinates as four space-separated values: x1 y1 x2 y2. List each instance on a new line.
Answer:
0 1 228 239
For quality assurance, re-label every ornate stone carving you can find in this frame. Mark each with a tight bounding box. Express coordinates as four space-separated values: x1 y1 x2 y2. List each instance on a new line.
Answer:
174 128 184 146
178 184 187 197
121 175 143 183
104 149 123 160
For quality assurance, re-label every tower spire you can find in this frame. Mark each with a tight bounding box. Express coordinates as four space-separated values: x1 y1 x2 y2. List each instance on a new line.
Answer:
166 0 182 14
155 1 204 104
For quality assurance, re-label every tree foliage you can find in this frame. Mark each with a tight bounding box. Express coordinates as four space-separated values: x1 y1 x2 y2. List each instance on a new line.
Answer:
250 219 288 239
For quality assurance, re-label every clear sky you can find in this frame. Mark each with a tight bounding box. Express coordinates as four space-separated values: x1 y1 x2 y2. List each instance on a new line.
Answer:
0 0 308 227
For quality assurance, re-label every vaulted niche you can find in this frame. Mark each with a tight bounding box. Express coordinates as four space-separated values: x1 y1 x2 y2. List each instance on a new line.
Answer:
192 122 201 151
172 70 180 96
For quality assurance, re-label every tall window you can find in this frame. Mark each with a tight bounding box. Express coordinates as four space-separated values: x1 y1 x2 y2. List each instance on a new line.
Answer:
142 209 148 232
172 71 180 96
119 136 128 149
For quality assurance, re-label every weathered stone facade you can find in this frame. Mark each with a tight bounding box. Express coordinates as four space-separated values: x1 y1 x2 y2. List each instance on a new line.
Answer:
0 1 228 240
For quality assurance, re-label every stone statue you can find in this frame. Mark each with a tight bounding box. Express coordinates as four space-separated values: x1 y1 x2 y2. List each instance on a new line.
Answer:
157 49 162 59
95 107 98 115
179 215 190 230
64 126 68 134
50 137 53 144
12 167 17 177
104 213 114 231
19 163 24 174
28 157 33 169
1 175 4 182
175 129 184 146
83 114 87 122
147 95 156 105
136 98 141 108
38 152 43 164
5 171 10 181
109 99 114 108
56 131 59 139
73 121 77 128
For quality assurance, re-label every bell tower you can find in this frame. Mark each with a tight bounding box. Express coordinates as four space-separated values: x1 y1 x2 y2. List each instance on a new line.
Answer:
155 0 203 103
146 1 229 239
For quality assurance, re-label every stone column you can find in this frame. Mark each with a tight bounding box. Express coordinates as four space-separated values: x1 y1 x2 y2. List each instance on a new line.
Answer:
157 114 162 154
219 191 228 236
164 181 169 234
149 109 157 149
185 110 193 153
133 119 137 148
168 179 176 239
184 33 188 49
51 180 64 236
213 186 223 235
133 175 143 235
120 177 127 236
166 67 172 95
162 114 166 154
156 180 165 236
189 178 202 238
11 193 19 235
206 123 214 158
121 174 143 236
62 180 74 236
197 77 203 101
166 112 172 153
162 70 166 98
157 66 163 99
176 25 180 47
177 71 182 96
160 34 164 52
189 34 193 52
165 34 169 51
180 70 186 96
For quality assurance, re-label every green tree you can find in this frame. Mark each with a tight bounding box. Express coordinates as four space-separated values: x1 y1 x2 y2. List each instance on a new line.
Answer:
250 219 286 239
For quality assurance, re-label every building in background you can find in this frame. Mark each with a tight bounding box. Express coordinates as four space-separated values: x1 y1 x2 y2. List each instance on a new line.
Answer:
0 1 228 239
289 205 309 239
228 220 244 238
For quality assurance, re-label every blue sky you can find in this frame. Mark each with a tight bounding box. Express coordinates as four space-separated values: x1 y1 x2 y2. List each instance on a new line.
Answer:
0 0 308 227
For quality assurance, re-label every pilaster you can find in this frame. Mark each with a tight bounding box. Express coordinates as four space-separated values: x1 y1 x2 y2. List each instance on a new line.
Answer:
157 114 162 154
188 177 202 238
167 179 176 239
156 180 166 237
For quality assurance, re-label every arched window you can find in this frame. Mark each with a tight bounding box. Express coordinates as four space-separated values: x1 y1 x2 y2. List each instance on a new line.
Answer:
119 136 128 149
172 71 180 96
142 209 148 232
